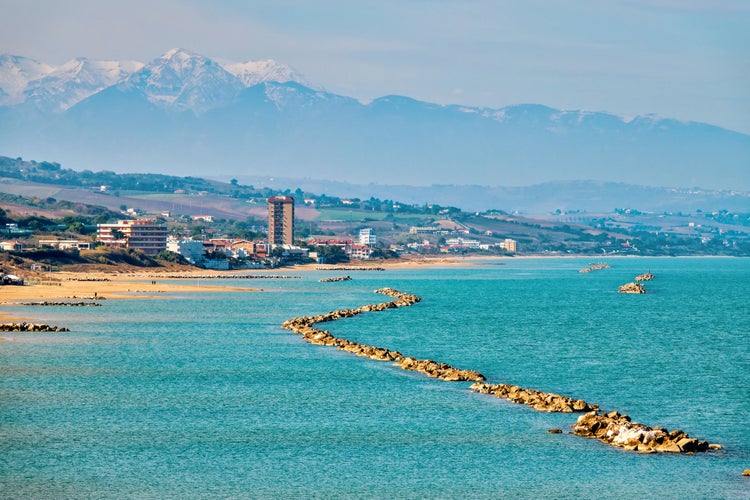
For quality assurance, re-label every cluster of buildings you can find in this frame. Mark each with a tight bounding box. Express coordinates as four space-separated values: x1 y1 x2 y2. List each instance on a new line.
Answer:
391 236 516 255
3 195 518 267
307 228 378 261
89 196 380 267
91 196 296 266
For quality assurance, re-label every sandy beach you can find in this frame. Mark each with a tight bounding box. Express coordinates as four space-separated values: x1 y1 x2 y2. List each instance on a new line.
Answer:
0 256 504 323
0 270 257 322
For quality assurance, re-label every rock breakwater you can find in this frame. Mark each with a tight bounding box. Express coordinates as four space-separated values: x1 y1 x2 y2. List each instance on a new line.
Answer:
618 282 646 294
470 383 598 413
281 287 716 454
573 411 717 453
282 288 484 382
318 276 352 283
580 262 611 273
149 274 300 279
21 301 102 307
314 267 385 271
0 322 69 332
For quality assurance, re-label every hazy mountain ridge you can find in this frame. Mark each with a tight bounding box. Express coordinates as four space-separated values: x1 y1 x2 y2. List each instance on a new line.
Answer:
0 48 304 111
1 49 748 193
229 175 750 214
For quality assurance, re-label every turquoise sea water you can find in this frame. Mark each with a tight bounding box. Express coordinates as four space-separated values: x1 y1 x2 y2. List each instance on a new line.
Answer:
1 258 748 498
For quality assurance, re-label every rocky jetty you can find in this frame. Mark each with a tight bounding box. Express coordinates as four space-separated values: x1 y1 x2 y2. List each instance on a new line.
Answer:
150 274 299 279
281 287 716 454
21 301 102 307
282 288 484 382
580 262 611 273
618 282 646 294
470 382 598 413
635 272 655 281
573 411 719 453
318 276 352 283
315 267 385 271
0 322 69 332
396 357 485 382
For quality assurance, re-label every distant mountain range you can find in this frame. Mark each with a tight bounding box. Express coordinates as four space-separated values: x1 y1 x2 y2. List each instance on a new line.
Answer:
1 48 749 194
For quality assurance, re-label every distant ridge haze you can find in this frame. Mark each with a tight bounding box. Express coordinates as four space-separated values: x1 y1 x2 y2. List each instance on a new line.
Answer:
1 49 748 193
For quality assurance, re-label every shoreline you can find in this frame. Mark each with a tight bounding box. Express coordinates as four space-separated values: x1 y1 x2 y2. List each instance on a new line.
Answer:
0 256 484 322
2 254 742 323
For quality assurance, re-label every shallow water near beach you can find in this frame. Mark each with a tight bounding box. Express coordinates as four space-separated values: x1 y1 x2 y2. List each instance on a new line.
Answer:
1 258 749 498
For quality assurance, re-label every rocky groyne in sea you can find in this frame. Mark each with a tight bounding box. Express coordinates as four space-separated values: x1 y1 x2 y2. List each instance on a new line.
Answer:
618 282 647 294
618 272 654 293
148 274 300 279
0 322 69 332
21 301 102 307
470 383 598 413
281 287 718 454
573 410 718 454
580 262 611 273
314 267 385 271
282 288 484 382
318 276 352 283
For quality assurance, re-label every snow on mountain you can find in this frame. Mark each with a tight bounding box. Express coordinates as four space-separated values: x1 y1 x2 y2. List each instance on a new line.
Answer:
0 49 310 114
0 55 54 105
1 49 748 193
221 58 307 87
23 57 143 111
121 48 243 113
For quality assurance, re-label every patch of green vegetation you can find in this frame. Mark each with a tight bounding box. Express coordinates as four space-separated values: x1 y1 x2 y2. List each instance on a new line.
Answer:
315 208 389 222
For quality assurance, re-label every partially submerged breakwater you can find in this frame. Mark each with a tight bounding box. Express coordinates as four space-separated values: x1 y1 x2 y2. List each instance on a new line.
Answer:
21 301 102 307
314 267 385 271
281 287 717 454
580 262 611 273
573 410 719 454
282 288 484 382
1 322 69 332
618 282 647 294
147 274 300 279
619 271 654 293
318 276 352 283
619 271 655 294
471 382 598 413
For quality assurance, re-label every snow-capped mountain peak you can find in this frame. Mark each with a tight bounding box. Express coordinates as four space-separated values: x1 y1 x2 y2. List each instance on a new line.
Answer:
221 58 307 87
23 57 144 112
123 48 244 113
0 54 54 105
0 49 312 113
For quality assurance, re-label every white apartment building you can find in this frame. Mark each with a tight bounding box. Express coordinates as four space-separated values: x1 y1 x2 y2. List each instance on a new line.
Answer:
359 228 376 246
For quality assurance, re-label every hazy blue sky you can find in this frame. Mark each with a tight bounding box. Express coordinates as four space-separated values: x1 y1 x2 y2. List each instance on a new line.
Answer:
2 0 749 134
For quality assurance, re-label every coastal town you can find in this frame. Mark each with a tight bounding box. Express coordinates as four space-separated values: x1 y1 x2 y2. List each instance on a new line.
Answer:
1 157 748 282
